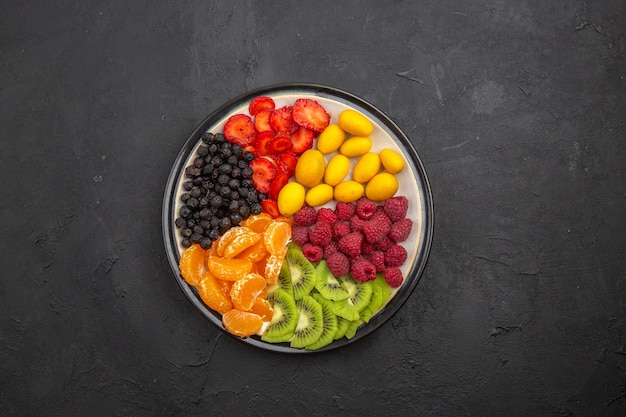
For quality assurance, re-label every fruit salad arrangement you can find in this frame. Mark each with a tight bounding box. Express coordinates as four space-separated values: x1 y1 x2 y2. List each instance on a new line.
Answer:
174 94 415 350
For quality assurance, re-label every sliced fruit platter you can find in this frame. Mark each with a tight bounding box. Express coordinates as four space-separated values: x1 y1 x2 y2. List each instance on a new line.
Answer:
162 84 433 353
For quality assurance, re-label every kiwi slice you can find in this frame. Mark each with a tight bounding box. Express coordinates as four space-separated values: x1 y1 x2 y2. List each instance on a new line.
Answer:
332 276 372 321
333 316 352 340
269 260 294 296
359 278 386 323
261 289 298 343
306 294 339 350
290 295 325 348
314 260 350 301
286 247 316 300
344 319 361 340
374 273 393 305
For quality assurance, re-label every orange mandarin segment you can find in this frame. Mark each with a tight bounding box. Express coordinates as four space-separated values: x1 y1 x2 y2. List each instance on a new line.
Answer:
264 247 287 287
216 227 254 257
179 244 207 286
206 256 253 281
217 279 233 298
237 239 268 263
263 221 292 255
223 230 261 258
222 309 263 337
250 297 273 321
196 272 233 314
230 273 267 311
241 213 273 233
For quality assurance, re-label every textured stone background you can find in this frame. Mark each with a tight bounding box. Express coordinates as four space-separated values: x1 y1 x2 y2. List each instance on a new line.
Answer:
1 0 625 416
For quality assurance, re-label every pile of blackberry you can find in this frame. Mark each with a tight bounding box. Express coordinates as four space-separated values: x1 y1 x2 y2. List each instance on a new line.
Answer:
174 132 264 249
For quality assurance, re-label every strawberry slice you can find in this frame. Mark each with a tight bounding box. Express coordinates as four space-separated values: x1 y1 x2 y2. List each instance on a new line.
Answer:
254 108 274 133
261 199 280 218
270 106 299 134
292 98 330 132
290 126 316 155
278 152 297 177
249 96 275 116
253 131 275 156
223 114 257 146
267 174 290 200
268 135 293 154
249 158 277 193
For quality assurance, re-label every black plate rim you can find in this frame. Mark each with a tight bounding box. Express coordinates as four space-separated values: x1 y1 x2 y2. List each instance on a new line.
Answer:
162 82 434 354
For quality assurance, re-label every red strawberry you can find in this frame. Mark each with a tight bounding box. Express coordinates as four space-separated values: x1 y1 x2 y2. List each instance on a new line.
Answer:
249 96 275 116
292 98 330 132
223 114 256 146
254 108 274 133
270 106 299 134
268 135 293 154
253 131 275 156
249 158 277 193
278 152 297 177
261 199 280 218
290 126 315 155
268 173 290 200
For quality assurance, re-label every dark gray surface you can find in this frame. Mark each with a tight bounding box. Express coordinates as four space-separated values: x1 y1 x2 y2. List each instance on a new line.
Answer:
2 1 625 416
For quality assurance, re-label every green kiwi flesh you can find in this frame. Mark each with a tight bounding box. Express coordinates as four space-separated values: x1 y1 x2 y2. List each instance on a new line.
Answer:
290 295 324 348
332 276 372 320
306 294 338 350
261 289 298 343
314 260 350 301
286 247 316 300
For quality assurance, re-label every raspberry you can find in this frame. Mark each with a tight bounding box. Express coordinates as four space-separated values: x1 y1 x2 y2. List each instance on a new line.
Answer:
361 240 375 256
383 267 404 287
384 196 408 222
350 258 377 282
338 232 363 259
302 243 323 263
291 225 310 247
385 244 408 267
389 218 413 242
332 221 351 240
369 251 386 272
293 205 317 226
335 201 355 220
356 197 377 220
324 240 339 258
326 251 350 276
316 207 337 224
350 215 366 232
378 236 394 251
308 220 332 246
362 215 391 243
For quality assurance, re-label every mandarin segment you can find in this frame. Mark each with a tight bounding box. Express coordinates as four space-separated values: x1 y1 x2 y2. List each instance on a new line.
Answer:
196 271 233 314
206 256 253 281
230 273 267 311
222 309 264 337
263 221 292 255
237 239 268 263
224 230 261 258
241 213 273 233
250 297 273 321
179 244 207 286
264 247 288 287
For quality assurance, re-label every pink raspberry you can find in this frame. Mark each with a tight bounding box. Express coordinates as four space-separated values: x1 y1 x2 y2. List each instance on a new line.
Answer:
385 244 408 267
326 251 350 276
332 221 351 240
291 225 310 247
317 207 337 224
338 232 363 259
302 243 323 263
335 201 355 220
361 240 375 256
350 215 366 232
308 220 332 246
378 236 394 251
324 240 339 258
389 218 413 242
293 205 317 226
356 197 377 220
383 267 404 287
362 215 391 243
368 251 386 272
384 196 408 222
350 258 377 282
